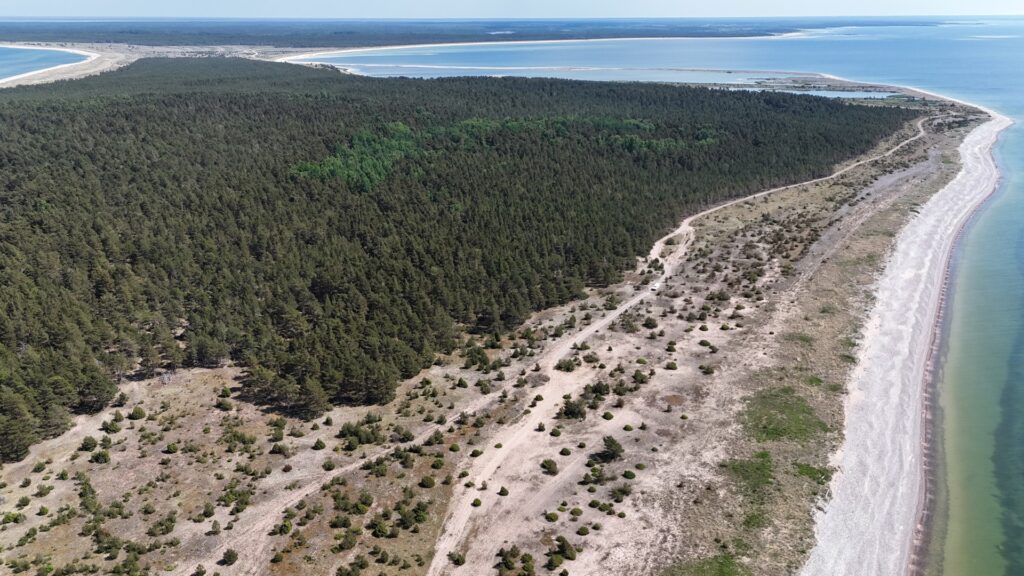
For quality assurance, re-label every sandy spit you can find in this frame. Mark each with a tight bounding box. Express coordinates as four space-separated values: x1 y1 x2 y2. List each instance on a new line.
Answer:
274 34 808 66
800 106 1012 576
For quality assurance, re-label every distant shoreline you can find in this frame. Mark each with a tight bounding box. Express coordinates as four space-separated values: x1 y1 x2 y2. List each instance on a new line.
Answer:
276 32 809 64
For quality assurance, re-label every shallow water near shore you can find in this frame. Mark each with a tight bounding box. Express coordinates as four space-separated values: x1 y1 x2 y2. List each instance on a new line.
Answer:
0 46 86 81
305 17 1024 575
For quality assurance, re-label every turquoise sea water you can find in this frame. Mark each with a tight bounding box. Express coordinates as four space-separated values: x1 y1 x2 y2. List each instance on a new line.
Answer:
305 18 1024 575
0 46 85 81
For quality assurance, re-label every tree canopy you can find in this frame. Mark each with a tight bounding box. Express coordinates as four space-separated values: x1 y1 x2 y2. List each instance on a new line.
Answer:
0 58 916 460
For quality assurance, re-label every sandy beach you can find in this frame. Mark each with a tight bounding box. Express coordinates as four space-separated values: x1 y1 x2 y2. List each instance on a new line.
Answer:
800 104 1012 576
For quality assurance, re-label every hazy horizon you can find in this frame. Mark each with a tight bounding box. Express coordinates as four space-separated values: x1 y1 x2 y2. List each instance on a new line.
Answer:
0 0 1020 19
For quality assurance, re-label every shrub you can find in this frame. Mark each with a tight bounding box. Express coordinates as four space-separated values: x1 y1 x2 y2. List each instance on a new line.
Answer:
557 398 587 420
595 436 624 463
541 459 559 476
555 358 577 372
220 549 238 566
610 484 632 503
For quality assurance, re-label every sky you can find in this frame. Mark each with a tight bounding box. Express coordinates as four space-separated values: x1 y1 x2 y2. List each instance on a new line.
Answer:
0 0 1020 19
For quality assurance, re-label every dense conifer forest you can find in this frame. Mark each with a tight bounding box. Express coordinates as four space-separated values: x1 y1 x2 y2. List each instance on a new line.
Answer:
0 58 916 460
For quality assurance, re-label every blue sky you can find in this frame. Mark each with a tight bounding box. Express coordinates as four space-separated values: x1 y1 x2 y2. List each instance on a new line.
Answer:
0 1 1020 18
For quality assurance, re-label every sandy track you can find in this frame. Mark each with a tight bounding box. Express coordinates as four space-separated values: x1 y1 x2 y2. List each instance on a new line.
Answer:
799 111 1012 576
426 117 932 576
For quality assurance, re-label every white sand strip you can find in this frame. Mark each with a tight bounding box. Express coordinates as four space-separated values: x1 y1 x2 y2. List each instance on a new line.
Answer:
800 108 1012 576
275 36 812 66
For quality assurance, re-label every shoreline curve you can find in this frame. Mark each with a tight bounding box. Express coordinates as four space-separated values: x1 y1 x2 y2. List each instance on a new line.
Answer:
0 43 100 86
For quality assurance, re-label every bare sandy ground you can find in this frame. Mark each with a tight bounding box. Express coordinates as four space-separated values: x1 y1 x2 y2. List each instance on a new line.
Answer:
800 109 1012 576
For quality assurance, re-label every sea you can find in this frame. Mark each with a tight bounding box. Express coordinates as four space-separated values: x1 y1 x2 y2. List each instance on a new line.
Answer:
0 45 85 82
301 17 1024 576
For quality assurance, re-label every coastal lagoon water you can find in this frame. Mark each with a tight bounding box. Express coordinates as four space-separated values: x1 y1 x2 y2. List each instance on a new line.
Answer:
0 46 86 82
305 19 1024 576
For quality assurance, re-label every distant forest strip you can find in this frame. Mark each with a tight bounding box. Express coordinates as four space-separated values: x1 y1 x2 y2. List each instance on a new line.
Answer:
0 58 917 461
0 18 939 48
